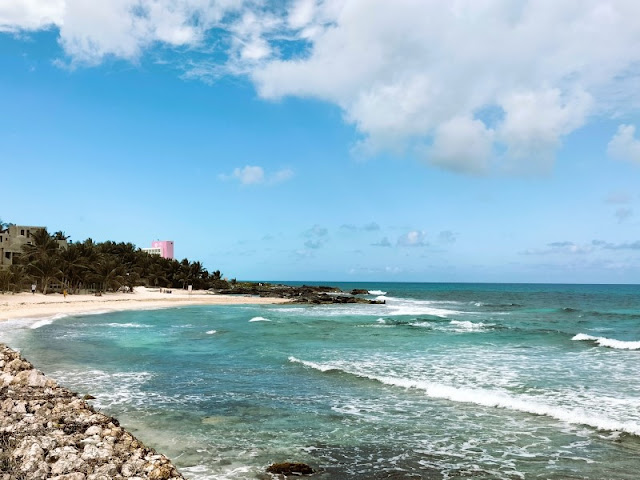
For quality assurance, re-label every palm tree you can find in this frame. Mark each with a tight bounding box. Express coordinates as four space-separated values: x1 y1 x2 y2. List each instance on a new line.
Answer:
22 228 60 261
93 258 125 292
0 269 11 293
28 254 62 294
53 231 70 241
8 264 28 293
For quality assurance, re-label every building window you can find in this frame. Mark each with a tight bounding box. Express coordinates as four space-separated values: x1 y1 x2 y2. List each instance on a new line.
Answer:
20 229 25 235
5 252 10 259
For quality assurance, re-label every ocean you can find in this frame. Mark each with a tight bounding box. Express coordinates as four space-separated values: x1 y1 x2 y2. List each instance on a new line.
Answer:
1 283 639 479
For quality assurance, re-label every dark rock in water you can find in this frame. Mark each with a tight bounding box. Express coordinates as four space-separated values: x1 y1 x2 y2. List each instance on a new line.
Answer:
82 394 96 400
215 283 384 305
350 289 370 295
267 462 314 475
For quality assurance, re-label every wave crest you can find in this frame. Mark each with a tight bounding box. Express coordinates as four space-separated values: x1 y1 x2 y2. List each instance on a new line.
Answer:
368 290 387 295
572 333 640 350
289 357 640 436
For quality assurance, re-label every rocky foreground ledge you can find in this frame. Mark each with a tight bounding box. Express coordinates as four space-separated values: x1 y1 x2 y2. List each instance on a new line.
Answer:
0 344 185 480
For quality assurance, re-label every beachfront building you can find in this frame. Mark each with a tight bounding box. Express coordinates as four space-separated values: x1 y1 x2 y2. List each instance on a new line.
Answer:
0 225 68 267
141 240 174 260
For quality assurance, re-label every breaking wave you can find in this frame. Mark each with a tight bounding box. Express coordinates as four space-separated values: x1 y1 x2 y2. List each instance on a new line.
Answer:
29 313 69 329
288 356 640 437
368 290 387 295
572 333 640 350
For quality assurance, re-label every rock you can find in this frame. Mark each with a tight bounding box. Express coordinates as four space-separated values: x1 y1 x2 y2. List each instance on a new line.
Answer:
350 289 370 295
85 425 102 436
0 343 186 479
148 464 175 479
266 462 314 476
51 473 86 480
215 283 384 305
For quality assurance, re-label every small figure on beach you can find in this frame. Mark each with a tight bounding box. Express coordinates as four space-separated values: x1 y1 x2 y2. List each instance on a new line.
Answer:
63 289 67 298
31 283 36 294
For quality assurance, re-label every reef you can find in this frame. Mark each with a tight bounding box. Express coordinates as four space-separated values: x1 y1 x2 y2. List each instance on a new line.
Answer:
216 283 385 305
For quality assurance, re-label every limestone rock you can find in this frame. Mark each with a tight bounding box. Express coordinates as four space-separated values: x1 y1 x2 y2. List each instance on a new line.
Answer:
0 343 186 479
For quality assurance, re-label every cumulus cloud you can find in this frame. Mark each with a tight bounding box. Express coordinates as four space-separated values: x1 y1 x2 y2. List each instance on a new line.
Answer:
608 124 640 165
397 230 427 247
0 0 64 32
219 165 293 185
6 1 640 174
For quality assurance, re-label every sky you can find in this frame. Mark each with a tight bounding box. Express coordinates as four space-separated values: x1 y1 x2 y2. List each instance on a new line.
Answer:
1 0 640 284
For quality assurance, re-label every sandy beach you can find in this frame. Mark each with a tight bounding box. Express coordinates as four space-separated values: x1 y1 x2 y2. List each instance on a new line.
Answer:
0 287 290 323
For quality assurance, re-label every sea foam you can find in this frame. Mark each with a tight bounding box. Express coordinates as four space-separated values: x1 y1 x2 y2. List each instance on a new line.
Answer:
572 333 640 350
450 320 490 332
249 316 270 322
289 356 640 437
368 290 387 295
29 313 69 329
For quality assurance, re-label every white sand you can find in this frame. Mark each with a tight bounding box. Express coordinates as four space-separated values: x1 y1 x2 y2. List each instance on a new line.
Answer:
0 287 290 323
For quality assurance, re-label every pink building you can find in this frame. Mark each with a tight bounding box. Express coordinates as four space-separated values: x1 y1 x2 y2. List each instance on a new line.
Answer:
142 240 174 259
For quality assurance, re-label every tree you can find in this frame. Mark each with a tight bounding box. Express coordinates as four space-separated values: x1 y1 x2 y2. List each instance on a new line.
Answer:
28 255 62 294
93 258 125 293
53 231 70 241
22 228 60 262
0 269 11 293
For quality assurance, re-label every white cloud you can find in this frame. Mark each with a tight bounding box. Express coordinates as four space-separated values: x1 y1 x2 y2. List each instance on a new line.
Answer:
397 230 427 247
252 1 640 174
271 168 294 184
219 165 293 186
0 0 64 32
427 116 494 175
607 124 640 165
233 165 264 184
5 1 640 174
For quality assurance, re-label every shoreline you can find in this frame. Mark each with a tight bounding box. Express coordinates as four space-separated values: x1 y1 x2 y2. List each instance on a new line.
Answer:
0 288 291 479
0 287 291 324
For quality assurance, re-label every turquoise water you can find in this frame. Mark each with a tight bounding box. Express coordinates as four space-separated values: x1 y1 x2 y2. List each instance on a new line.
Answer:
2 283 640 479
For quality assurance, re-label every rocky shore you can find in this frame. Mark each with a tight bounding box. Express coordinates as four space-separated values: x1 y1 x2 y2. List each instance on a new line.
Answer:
217 283 385 305
0 344 185 480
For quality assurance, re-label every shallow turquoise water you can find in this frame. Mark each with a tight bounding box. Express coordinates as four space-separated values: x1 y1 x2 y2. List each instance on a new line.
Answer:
2 283 640 479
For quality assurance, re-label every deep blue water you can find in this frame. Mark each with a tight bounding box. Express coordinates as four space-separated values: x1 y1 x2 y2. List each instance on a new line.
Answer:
2 283 640 479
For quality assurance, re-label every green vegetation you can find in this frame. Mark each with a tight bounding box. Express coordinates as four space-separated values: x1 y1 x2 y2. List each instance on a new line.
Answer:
0 224 229 294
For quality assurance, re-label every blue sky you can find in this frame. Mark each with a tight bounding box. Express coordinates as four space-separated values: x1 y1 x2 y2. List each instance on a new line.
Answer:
1 1 640 283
